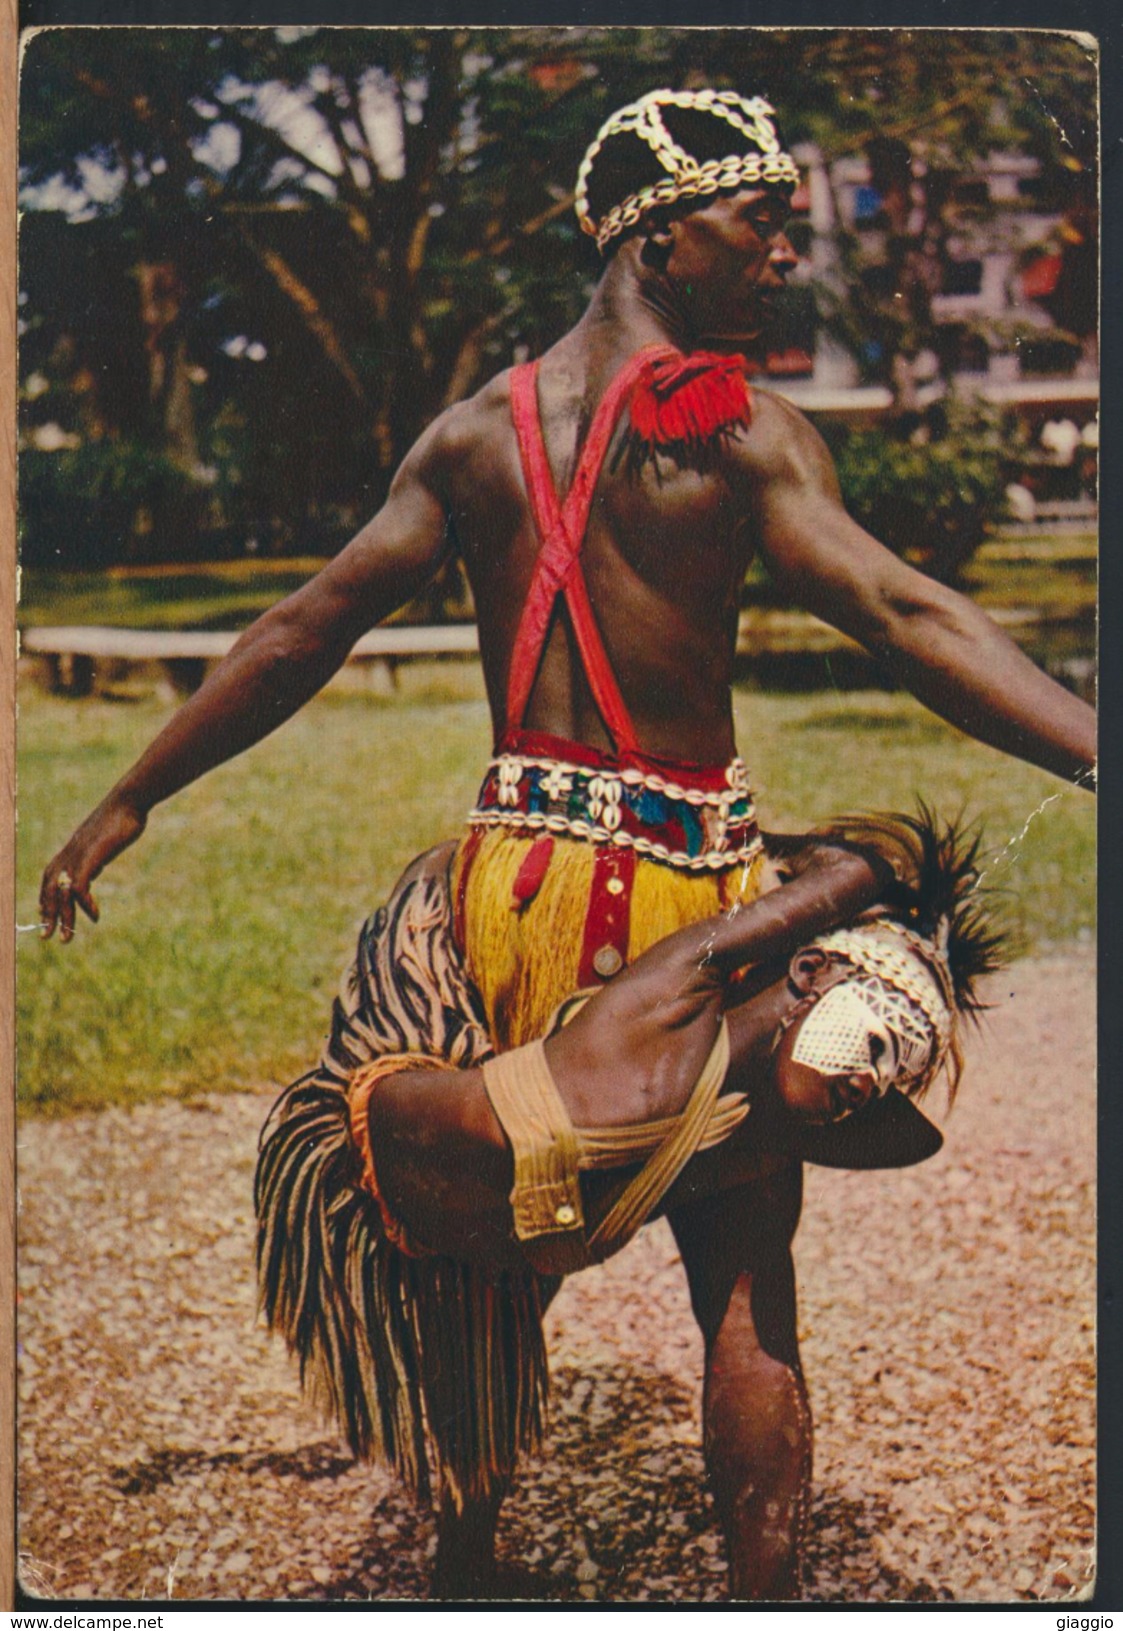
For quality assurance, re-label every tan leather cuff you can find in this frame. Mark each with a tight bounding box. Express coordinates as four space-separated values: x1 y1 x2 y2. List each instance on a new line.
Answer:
482 1019 740 1278
482 1038 586 1270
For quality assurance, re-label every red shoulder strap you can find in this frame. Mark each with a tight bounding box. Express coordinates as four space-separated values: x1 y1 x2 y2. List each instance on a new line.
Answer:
506 348 668 754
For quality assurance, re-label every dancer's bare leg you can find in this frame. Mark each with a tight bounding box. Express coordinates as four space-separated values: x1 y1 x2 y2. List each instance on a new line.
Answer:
431 1483 508 1600
670 1171 810 1601
429 1270 563 1599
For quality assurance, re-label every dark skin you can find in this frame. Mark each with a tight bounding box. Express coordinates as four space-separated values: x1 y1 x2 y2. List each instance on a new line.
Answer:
40 186 1094 939
38 179 1094 1598
367 840 885 1271
367 837 900 1600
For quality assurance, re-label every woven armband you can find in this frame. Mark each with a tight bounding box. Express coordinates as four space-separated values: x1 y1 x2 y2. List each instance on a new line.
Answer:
348 1053 444 1258
482 1039 588 1274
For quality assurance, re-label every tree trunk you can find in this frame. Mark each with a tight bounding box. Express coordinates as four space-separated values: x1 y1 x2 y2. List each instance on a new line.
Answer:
134 259 202 559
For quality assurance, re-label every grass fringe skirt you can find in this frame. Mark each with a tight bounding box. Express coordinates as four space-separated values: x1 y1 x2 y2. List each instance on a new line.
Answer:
255 832 769 1508
254 851 555 1510
454 827 771 1048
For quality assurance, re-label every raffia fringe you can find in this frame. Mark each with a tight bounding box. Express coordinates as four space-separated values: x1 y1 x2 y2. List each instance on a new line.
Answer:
254 837 772 1510
453 829 771 1049
255 1068 552 1511
254 862 553 1513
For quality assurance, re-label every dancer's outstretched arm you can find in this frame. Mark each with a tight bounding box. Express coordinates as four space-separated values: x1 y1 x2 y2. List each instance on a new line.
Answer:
39 426 453 940
741 392 1096 787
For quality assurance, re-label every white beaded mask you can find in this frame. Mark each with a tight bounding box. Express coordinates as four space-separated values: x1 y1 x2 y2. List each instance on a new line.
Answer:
790 975 932 1093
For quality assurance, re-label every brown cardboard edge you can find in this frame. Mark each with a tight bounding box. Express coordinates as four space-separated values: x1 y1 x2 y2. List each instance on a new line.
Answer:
2 0 17 1610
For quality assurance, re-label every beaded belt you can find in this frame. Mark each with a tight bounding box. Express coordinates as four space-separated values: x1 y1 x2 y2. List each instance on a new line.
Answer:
468 750 763 871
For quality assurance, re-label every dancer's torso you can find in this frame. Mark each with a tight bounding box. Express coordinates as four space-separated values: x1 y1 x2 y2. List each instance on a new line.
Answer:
437 345 758 768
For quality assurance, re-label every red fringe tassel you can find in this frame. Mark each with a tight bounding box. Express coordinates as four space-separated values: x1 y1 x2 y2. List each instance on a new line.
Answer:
628 349 752 456
511 834 555 908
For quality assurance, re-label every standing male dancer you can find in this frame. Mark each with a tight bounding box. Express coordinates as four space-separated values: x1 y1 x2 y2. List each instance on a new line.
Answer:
42 90 1094 1596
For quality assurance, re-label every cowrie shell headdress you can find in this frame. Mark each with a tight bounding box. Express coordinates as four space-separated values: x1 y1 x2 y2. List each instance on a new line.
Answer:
575 87 801 254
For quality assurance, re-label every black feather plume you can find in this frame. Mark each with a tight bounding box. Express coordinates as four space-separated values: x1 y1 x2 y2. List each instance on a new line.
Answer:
810 804 1010 1021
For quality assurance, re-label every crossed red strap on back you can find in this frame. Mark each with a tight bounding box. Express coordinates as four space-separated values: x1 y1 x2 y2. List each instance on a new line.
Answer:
505 347 671 757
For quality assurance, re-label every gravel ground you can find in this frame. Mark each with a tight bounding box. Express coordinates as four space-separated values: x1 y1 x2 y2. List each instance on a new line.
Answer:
16 953 1095 1605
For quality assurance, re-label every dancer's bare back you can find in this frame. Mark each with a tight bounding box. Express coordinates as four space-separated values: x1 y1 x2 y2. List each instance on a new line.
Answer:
417 348 761 763
40 202 1094 939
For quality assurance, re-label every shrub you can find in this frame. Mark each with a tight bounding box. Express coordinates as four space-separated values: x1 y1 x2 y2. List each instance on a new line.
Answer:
827 401 1015 584
19 439 202 569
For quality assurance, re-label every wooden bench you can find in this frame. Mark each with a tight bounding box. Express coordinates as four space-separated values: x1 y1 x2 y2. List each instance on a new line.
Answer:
21 605 1076 701
20 623 481 697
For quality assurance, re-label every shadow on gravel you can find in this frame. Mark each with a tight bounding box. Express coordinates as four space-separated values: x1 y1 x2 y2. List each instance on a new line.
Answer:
258 1358 722 1603
808 1491 954 1603
110 1441 356 1496
107 1371 955 1603
494 1359 722 1602
316 1497 436 1602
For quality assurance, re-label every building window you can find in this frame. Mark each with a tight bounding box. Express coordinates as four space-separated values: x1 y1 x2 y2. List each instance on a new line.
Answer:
934 323 989 376
861 263 898 300
854 185 885 227
953 179 990 209
942 258 984 296
957 332 990 373
1018 336 1082 376
787 220 814 258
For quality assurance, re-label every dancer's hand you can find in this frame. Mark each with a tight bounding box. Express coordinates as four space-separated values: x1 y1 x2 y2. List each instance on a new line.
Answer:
39 796 147 941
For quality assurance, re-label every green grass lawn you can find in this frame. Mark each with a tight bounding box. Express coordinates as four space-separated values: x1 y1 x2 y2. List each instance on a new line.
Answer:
20 531 1096 631
18 559 328 631
18 678 1094 1117
963 534 1097 625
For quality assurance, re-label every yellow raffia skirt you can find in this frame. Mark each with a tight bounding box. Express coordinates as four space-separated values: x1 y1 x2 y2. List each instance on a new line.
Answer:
452 827 774 1051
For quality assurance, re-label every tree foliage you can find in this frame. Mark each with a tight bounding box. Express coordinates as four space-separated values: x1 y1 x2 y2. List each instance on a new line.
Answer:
18 26 1097 565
